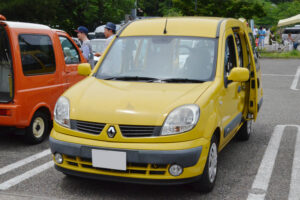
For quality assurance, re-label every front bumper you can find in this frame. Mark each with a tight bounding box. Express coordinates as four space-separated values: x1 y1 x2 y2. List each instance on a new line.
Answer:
50 137 202 168
49 131 210 183
55 165 202 185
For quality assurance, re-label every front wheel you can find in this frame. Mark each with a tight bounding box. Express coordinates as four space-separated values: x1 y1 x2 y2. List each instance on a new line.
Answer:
191 134 218 193
25 111 50 144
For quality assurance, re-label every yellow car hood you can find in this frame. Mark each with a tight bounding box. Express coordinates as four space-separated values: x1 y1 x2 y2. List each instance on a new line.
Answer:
65 77 211 126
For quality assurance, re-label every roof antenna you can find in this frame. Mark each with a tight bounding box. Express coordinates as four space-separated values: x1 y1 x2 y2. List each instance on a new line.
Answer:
163 18 168 34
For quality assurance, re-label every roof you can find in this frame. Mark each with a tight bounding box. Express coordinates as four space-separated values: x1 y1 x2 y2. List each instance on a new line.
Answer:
119 17 225 38
278 14 300 27
2 21 50 30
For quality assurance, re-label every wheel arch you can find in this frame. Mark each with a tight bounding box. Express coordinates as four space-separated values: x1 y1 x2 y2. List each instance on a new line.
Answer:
29 103 52 125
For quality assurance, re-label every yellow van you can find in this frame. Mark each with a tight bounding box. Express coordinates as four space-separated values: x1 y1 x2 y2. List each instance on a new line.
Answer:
50 17 263 192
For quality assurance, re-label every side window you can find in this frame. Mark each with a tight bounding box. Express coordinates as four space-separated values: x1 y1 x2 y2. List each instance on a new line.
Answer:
59 36 80 64
224 35 237 76
19 34 55 75
248 33 260 71
234 32 243 67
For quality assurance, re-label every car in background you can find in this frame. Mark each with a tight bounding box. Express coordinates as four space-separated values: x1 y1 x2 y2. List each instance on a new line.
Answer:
90 38 106 64
282 25 300 42
0 15 86 144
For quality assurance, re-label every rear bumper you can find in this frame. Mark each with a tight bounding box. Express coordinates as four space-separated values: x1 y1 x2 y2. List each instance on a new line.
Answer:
0 104 19 126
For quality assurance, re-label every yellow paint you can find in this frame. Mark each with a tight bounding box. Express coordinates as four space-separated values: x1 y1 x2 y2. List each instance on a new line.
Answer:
51 17 261 181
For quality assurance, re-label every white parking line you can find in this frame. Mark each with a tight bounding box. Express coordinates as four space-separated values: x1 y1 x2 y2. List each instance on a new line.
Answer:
0 149 51 176
247 125 284 200
290 66 300 90
262 74 295 77
0 161 53 190
288 126 300 200
247 125 300 200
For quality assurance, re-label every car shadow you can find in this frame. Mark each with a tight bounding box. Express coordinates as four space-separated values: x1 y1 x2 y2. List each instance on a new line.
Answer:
59 174 212 199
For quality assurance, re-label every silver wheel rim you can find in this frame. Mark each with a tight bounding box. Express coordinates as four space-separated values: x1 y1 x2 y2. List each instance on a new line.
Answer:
247 120 253 135
32 117 45 138
208 142 217 183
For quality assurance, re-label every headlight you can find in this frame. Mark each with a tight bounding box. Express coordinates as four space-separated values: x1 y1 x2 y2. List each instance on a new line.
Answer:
161 104 200 136
54 96 70 128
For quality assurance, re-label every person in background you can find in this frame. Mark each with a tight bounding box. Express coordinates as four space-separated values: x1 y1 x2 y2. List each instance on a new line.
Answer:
94 22 116 57
264 27 270 45
75 26 94 69
253 26 257 40
258 26 266 49
288 33 299 50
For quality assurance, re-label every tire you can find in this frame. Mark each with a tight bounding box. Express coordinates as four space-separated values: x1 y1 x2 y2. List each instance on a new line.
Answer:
191 134 218 193
25 111 50 144
237 119 253 141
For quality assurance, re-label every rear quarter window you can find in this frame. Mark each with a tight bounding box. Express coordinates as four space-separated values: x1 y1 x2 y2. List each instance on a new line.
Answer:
19 34 56 76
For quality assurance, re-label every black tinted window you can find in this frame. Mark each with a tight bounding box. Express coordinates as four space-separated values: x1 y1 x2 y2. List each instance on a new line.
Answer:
234 32 243 68
224 35 237 75
19 34 55 75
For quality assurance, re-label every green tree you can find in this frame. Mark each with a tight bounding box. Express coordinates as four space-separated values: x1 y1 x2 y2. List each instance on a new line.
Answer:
138 0 265 20
254 0 300 27
0 0 135 35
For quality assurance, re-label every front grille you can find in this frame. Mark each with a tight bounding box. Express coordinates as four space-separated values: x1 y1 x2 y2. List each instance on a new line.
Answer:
119 125 161 137
70 120 105 135
63 154 169 176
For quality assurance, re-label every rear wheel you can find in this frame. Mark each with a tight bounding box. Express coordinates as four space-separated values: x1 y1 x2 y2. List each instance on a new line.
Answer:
25 111 50 144
191 134 218 193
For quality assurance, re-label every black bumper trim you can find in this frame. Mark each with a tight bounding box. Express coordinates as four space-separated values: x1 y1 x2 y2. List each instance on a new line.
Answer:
55 165 202 185
49 137 202 167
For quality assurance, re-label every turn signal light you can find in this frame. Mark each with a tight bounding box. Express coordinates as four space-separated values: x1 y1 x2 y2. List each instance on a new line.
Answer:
0 109 11 116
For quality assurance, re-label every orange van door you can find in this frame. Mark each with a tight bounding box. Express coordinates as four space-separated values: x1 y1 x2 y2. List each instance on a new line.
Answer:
58 34 85 89
17 31 64 125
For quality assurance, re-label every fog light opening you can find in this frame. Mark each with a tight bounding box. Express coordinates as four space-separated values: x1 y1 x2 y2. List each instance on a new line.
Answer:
54 153 63 164
169 164 183 176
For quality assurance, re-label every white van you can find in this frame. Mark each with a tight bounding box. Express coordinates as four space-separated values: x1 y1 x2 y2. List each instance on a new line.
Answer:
282 25 300 42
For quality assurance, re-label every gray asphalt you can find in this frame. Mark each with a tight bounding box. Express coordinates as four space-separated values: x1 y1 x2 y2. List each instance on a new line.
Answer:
0 58 299 200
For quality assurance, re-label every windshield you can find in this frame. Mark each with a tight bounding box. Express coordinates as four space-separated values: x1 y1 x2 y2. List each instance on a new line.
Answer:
95 36 217 83
0 25 13 102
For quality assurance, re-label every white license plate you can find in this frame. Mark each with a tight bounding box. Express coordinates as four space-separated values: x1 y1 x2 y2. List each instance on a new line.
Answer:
92 149 126 171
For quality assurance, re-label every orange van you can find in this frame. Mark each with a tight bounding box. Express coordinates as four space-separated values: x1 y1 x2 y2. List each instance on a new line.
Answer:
0 16 86 143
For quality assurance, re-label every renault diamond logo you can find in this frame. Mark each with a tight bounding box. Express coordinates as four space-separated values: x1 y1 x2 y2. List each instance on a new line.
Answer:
107 126 116 138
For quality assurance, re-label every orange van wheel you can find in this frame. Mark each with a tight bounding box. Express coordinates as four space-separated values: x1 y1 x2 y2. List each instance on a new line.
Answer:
25 111 50 144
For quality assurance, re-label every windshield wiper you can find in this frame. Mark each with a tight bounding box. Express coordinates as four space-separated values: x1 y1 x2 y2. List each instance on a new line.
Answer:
161 78 205 83
103 76 160 82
